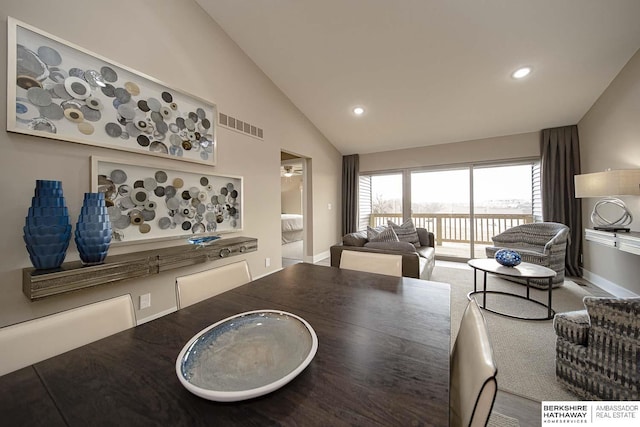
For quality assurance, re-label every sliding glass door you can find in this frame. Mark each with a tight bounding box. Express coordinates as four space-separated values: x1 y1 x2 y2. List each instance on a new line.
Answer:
359 173 403 229
411 169 470 258
359 160 539 260
472 164 535 258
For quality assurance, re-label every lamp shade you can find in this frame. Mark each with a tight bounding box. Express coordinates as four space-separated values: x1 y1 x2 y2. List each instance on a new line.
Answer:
574 169 640 198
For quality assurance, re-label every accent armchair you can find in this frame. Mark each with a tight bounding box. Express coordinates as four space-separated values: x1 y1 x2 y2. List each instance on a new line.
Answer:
554 297 640 400
485 222 570 288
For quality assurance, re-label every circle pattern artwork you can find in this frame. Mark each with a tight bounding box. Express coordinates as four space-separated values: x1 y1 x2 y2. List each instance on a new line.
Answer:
97 166 240 242
14 27 215 164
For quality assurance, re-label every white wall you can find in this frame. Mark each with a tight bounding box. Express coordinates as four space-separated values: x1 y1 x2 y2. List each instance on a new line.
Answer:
578 48 640 296
360 132 539 172
281 176 303 214
0 0 341 326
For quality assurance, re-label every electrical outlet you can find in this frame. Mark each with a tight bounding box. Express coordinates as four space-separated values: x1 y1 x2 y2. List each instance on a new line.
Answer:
265 257 271 267
139 293 151 309
328 203 332 210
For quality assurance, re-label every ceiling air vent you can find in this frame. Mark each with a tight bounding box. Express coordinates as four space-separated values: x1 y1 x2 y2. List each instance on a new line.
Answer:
219 112 263 140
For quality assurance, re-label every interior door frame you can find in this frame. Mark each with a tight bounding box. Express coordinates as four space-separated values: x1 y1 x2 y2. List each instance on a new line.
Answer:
280 153 312 262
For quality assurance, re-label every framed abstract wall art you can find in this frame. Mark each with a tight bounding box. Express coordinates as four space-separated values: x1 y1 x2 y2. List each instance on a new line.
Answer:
7 17 217 165
91 157 242 244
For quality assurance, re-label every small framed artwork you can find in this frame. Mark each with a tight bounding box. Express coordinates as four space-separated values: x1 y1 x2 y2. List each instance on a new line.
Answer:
91 156 242 244
7 17 217 165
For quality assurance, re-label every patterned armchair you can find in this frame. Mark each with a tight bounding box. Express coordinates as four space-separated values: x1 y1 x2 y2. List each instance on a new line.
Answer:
485 222 569 288
554 297 640 400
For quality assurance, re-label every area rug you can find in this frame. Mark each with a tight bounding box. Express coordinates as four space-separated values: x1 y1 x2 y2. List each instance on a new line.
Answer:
430 264 590 402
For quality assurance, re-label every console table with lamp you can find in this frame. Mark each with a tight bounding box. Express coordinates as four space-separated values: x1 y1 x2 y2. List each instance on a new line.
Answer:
574 168 640 254
574 168 640 232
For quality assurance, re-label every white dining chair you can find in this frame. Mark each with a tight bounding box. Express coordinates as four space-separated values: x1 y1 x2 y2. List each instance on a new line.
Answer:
176 260 252 309
0 294 135 377
339 250 402 277
450 298 498 427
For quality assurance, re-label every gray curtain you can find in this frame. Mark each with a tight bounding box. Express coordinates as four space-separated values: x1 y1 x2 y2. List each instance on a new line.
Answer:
341 154 359 236
540 125 582 277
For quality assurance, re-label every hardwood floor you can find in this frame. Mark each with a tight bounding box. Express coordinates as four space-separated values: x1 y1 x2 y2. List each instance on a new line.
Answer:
494 391 541 427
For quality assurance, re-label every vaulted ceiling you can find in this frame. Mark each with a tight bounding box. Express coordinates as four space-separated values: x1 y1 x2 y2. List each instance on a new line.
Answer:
197 0 640 155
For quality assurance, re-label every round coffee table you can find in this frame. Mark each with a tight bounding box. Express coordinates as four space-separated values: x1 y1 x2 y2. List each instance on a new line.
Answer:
467 258 557 321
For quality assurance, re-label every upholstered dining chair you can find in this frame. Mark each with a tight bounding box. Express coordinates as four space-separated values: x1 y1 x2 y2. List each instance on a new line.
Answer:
176 260 252 309
0 294 135 377
485 222 570 288
450 299 498 427
339 250 402 277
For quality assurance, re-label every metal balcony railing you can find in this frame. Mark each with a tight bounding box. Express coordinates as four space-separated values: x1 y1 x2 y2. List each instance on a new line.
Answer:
370 213 534 245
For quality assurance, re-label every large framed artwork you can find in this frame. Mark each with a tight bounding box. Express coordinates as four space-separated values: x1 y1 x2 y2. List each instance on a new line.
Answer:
91 157 242 244
7 17 217 166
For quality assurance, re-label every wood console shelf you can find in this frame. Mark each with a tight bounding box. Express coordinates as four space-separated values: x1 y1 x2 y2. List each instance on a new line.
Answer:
584 229 640 255
22 236 257 300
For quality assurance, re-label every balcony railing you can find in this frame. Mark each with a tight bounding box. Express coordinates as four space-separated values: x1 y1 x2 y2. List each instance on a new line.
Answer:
370 213 533 245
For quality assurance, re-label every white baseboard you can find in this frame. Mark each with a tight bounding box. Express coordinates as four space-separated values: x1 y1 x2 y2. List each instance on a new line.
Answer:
310 250 330 264
581 269 639 297
137 307 177 325
252 269 282 280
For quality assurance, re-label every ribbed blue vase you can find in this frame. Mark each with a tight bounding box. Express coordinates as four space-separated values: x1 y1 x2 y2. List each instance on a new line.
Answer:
74 192 112 266
23 180 71 270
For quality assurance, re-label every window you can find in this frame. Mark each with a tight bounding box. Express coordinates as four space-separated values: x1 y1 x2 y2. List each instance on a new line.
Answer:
359 160 540 260
359 173 402 229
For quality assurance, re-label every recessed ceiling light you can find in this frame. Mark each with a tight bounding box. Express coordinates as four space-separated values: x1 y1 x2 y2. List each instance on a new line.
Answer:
353 106 365 116
512 67 532 79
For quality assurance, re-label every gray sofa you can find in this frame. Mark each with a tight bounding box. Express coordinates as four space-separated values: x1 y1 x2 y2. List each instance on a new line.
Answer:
330 228 435 279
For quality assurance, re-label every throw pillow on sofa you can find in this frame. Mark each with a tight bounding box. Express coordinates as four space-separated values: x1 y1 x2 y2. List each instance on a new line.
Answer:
388 219 421 247
343 230 368 246
367 226 399 243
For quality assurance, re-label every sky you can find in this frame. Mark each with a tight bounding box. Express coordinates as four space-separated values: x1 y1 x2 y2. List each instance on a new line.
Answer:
371 164 533 204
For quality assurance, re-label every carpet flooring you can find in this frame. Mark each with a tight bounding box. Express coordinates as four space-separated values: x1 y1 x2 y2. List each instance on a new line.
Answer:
430 264 589 402
282 240 303 259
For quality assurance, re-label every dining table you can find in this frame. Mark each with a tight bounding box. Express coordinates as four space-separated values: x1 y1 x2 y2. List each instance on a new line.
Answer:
0 263 451 426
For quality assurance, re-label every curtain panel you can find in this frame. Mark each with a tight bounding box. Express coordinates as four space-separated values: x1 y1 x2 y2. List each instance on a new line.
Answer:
540 125 582 277
341 154 359 236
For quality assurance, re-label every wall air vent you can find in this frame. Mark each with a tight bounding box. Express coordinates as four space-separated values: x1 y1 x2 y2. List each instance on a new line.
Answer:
219 112 263 140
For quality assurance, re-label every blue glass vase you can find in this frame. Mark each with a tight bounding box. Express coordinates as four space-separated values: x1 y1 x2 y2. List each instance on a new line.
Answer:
23 180 71 270
495 249 522 267
74 193 112 266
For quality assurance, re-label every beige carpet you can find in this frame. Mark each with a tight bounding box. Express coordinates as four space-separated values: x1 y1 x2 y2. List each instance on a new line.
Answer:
282 240 303 259
430 264 589 402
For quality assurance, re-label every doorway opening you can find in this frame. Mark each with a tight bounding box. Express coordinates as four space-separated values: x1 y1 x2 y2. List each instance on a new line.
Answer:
281 151 305 267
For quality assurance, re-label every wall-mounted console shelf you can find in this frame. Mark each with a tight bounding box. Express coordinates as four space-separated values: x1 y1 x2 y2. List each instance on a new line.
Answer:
584 229 640 255
22 236 257 300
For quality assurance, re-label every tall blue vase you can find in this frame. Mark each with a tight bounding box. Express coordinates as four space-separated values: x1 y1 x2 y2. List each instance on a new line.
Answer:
23 180 71 270
75 192 112 266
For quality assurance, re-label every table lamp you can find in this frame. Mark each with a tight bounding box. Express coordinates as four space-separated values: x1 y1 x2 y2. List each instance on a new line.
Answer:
574 169 640 232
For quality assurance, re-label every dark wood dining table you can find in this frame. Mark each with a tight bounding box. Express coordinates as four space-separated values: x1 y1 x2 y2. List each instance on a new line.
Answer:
0 263 451 426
